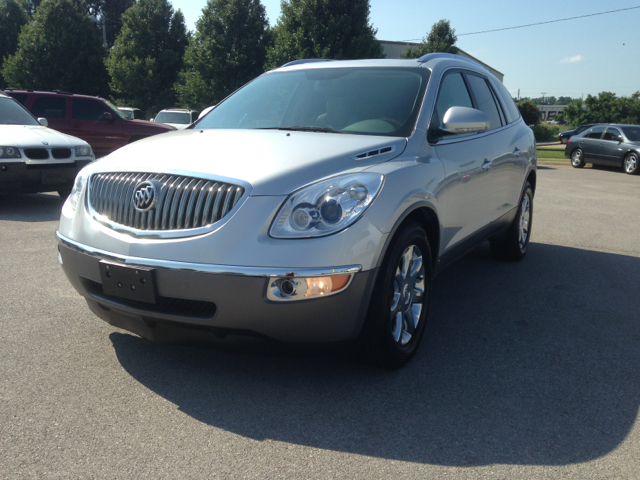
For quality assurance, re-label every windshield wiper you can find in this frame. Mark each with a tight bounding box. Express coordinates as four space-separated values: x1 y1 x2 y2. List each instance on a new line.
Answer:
272 126 345 134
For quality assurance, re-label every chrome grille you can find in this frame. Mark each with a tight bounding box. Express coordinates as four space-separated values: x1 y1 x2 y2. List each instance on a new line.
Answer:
89 172 245 231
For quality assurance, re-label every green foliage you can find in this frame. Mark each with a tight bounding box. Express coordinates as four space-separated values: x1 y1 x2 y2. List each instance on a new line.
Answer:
0 0 29 88
517 100 541 126
175 0 270 109
401 19 458 59
16 0 40 15
2 0 109 95
265 0 384 70
531 124 562 142
83 0 134 47
106 0 189 113
561 92 640 125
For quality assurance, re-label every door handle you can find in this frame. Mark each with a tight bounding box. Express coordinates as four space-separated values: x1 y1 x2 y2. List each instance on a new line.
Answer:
513 148 522 157
482 159 493 170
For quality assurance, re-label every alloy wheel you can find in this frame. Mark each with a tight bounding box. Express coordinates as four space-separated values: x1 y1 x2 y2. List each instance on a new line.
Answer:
390 245 426 345
518 193 531 250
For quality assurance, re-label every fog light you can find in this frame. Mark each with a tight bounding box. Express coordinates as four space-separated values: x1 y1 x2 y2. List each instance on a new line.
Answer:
267 274 353 301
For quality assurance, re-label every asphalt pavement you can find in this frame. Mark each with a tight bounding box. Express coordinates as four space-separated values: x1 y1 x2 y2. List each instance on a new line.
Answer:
1 163 639 479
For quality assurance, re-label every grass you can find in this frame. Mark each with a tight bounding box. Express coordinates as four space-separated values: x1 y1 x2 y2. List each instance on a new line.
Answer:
537 148 568 161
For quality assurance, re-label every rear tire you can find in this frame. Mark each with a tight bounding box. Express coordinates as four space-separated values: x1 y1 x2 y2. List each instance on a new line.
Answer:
490 182 533 261
360 221 432 369
624 153 638 175
571 148 585 168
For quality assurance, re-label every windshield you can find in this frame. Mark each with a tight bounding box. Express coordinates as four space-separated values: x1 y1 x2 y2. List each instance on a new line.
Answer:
0 97 40 126
156 112 191 124
622 126 640 142
104 99 128 120
196 67 430 137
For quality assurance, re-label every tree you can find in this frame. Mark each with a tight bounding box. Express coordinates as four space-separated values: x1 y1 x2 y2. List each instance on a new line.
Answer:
175 0 270 109
0 0 29 88
83 0 134 47
561 91 640 125
265 0 383 70
106 0 189 114
517 100 541 126
402 19 458 59
2 0 109 95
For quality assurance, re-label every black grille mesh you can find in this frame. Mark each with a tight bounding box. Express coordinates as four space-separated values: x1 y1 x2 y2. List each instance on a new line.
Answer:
52 148 71 159
24 148 49 160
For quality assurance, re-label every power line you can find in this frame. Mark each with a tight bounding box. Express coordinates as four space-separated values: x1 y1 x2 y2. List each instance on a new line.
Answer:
401 6 640 41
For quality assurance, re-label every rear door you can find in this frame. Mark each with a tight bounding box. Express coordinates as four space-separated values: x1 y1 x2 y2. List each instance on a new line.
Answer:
579 126 605 162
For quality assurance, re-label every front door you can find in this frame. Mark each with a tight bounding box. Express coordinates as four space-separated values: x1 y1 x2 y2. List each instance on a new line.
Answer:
68 98 123 156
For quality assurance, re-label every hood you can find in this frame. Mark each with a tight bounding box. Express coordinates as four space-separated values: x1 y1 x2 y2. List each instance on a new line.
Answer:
162 123 190 130
1 125 88 147
129 119 176 132
91 129 407 195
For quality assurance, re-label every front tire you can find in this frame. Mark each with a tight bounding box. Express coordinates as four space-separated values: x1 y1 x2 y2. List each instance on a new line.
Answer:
360 221 432 369
624 153 638 175
490 182 533 261
571 148 585 168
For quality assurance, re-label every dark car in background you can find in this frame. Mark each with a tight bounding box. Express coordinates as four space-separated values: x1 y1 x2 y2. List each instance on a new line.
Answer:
565 124 640 174
558 123 598 144
3 90 175 157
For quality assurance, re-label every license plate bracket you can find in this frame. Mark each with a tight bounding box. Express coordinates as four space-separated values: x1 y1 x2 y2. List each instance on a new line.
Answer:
41 169 67 185
98 261 157 304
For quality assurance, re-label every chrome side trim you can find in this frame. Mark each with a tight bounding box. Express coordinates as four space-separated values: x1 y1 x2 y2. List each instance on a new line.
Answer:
56 232 363 278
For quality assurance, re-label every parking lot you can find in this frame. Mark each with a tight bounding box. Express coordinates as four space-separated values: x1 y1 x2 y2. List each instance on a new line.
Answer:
1 163 639 479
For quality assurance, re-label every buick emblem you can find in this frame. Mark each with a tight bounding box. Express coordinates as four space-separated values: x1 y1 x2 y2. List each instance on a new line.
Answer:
42 141 49 145
132 181 158 212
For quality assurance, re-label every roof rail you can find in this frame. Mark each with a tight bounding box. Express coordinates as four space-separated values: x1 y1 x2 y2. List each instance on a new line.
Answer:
281 58 335 68
53 89 74 95
417 53 485 69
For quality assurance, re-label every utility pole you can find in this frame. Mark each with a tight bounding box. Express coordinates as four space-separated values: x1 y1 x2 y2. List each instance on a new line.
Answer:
541 92 547 105
517 89 520 101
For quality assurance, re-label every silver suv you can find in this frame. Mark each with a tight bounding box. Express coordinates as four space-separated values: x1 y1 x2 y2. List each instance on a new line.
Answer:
56 54 536 368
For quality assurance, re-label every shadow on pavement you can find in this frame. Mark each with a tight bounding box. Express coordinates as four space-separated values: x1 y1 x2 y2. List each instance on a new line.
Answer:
0 193 64 222
110 242 640 466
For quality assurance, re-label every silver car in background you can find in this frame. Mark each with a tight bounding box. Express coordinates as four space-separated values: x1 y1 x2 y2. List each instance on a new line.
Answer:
56 54 536 368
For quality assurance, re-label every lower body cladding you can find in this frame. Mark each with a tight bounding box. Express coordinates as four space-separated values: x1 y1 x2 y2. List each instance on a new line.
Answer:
0 161 91 195
57 237 378 345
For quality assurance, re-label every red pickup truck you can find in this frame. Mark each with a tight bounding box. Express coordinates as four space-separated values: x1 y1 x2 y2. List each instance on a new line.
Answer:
3 90 175 157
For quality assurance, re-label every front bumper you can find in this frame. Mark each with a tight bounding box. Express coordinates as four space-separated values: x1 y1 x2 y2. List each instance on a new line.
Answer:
0 160 91 194
57 233 377 344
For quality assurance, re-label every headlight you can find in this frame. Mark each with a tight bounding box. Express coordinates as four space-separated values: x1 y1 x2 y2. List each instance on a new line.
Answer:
270 173 384 238
74 145 93 157
0 146 21 158
67 168 90 211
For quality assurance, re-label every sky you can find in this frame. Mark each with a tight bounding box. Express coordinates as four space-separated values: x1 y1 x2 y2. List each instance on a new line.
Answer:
170 0 640 100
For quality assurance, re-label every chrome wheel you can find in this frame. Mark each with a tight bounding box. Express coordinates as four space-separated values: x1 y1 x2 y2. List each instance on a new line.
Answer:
624 154 638 174
518 193 531 249
571 149 583 167
390 245 425 345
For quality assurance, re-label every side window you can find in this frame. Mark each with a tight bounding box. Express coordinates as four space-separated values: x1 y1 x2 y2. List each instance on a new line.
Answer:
587 126 605 139
434 72 473 129
73 98 110 121
493 80 520 124
465 74 503 130
31 97 66 119
603 128 621 141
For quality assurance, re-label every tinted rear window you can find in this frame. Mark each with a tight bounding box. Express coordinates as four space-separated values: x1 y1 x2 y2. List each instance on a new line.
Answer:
6 92 28 105
31 97 66 119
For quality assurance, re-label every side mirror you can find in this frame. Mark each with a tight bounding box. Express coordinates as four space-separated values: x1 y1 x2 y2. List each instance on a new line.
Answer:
103 112 113 122
440 106 490 135
150 117 155 122
38 117 48 127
